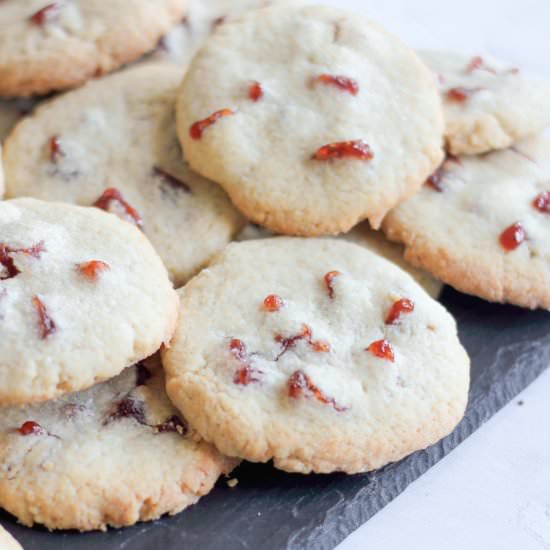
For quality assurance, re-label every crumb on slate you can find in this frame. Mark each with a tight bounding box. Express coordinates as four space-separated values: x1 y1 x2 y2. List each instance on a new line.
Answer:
227 478 239 488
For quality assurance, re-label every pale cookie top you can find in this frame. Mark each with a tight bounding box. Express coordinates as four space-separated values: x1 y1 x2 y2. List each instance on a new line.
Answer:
0 0 188 96
0 526 22 550
383 136 550 310
420 50 550 156
0 356 237 531
177 4 444 235
163 238 469 474
237 222 443 299
149 0 279 66
3 64 245 286
0 198 178 406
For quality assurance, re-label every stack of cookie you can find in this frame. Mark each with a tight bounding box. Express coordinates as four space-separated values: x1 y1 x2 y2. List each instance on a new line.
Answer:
0 0 546 540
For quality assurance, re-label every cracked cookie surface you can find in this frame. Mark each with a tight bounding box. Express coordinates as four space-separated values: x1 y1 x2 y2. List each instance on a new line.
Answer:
0 355 236 531
163 238 469 474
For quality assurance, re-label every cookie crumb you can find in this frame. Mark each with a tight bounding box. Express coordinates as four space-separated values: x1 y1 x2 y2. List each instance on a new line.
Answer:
226 478 238 488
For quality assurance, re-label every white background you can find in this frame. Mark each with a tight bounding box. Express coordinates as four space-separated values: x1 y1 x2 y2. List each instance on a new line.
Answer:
305 1 550 549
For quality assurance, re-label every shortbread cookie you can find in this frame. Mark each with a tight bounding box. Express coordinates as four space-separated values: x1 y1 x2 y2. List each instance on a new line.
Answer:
420 50 550 155
0 198 178 405
0 0 188 96
0 526 22 550
3 64 244 286
163 238 469 474
383 136 550 309
177 4 444 235
0 355 237 531
237 223 443 298
150 0 279 66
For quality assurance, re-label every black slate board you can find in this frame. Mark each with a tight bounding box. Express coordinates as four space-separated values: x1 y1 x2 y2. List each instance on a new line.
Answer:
4 288 550 550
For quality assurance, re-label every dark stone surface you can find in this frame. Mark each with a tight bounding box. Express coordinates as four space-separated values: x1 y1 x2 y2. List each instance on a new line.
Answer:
4 288 550 550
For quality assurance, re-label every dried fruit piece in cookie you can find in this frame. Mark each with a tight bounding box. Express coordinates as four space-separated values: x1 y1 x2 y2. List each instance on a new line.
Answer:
419 50 550 155
383 135 550 309
0 0 189 96
0 356 237 531
3 64 245 287
0 198 178 405
163 238 469 474
177 4 444 235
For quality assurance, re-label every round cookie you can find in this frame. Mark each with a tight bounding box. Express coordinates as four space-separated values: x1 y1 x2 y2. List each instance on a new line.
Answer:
3 64 245 286
236 222 443 299
383 135 550 309
163 238 469 474
149 0 280 66
177 4 444 235
0 198 178 406
0 355 237 531
0 526 21 550
0 0 188 97
420 50 550 156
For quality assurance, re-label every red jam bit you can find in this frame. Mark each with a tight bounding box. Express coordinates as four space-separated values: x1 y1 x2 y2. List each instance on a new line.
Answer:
465 56 519 75
32 296 56 339
76 260 110 282
105 398 146 425
366 339 395 362
275 324 330 359
533 191 550 214
29 3 62 25
248 81 264 102
312 140 373 161
499 222 526 251
314 74 359 96
0 241 45 280
0 246 20 280
310 340 331 353
445 87 482 103
17 420 45 436
155 415 188 435
93 188 143 229
153 166 191 193
324 270 342 299
189 108 235 140
287 371 346 412
263 294 284 312
49 135 64 162
229 339 261 385
385 298 414 325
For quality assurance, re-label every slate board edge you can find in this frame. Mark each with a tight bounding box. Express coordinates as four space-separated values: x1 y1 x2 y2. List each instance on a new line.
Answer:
290 338 550 550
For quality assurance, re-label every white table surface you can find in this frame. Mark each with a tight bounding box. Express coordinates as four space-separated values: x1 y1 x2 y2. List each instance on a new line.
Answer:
302 0 550 548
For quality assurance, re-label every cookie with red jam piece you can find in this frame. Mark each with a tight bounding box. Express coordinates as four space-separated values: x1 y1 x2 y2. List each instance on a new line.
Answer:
162 238 469 474
383 135 550 309
0 0 189 96
3 64 245 286
419 50 550 155
0 198 178 406
176 4 444 236
0 355 237 531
